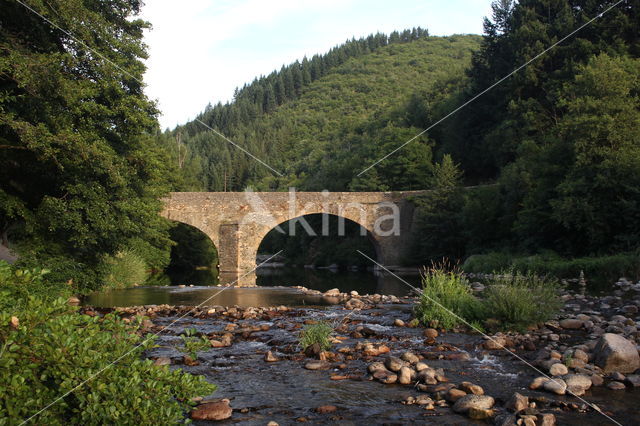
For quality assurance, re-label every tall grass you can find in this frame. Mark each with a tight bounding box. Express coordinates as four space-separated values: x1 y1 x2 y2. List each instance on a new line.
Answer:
414 266 482 329
462 251 640 281
100 249 149 289
483 271 562 331
413 266 562 331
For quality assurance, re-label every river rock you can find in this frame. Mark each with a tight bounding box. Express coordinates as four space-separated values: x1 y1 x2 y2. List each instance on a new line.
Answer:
459 381 484 395
153 357 171 366
505 392 528 413
324 288 341 297
415 361 429 371
367 362 388 374
191 400 232 421
543 378 567 395
560 319 583 329
423 328 439 339
385 356 406 372
607 381 626 390
394 318 405 327
304 360 330 370
398 366 414 385
593 333 640 373
452 395 495 414
446 388 467 402
315 405 337 414
538 413 556 426
264 351 278 362
529 377 549 390
401 351 420 364
483 336 506 350
549 363 568 376
373 370 397 384
564 374 592 396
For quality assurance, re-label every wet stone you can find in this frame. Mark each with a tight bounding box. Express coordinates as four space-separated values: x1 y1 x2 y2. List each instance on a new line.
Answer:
304 360 330 370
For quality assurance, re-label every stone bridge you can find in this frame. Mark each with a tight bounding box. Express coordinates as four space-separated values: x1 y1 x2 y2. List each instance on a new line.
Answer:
161 190 426 285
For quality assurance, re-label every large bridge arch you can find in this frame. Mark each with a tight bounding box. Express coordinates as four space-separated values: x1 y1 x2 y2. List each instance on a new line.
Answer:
161 191 424 285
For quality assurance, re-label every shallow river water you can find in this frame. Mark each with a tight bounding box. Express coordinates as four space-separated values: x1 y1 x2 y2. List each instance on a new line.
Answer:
83 269 640 425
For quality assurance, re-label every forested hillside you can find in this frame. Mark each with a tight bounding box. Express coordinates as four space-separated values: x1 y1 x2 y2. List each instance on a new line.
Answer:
168 31 482 192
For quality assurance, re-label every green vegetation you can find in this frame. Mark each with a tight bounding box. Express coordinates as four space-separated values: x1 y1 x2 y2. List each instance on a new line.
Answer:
482 271 562 331
0 262 215 424
299 322 333 351
99 249 149 290
0 0 179 292
414 266 561 331
180 328 212 360
463 251 640 280
414 267 483 329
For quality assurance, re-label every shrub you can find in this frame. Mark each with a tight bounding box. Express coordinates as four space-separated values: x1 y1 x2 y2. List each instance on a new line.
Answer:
414 267 482 329
180 328 211 360
0 261 69 311
299 322 333 351
0 265 216 424
482 271 562 331
99 249 149 289
0 299 216 424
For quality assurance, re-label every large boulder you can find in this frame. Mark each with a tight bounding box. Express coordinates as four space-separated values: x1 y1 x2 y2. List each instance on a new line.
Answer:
191 400 232 421
593 333 640 373
452 395 495 414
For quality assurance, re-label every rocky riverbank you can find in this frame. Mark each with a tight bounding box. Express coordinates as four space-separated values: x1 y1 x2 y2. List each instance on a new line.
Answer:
81 279 640 425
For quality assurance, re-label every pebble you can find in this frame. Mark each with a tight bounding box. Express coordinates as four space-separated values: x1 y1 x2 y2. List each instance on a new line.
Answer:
607 381 626 390
315 405 337 414
304 361 330 370
398 366 414 385
423 328 439 339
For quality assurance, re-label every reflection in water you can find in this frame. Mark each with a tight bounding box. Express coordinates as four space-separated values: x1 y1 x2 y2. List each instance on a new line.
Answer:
257 267 418 296
84 286 338 308
86 267 421 308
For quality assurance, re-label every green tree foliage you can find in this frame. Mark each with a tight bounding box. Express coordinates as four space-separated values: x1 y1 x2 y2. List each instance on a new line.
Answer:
0 0 178 290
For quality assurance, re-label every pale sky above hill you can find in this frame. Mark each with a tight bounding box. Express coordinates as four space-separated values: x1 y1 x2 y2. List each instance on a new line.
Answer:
141 0 493 129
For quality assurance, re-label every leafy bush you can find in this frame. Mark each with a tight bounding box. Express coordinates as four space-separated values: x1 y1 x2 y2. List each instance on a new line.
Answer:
483 271 562 331
99 249 149 289
299 322 333 351
414 267 482 329
180 328 211 360
0 264 216 424
0 261 69 311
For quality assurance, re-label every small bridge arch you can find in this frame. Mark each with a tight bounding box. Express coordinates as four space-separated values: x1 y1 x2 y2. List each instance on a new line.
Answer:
161 191 424 285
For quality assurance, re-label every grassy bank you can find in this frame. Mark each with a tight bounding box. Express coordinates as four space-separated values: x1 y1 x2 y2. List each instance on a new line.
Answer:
462 252 640 282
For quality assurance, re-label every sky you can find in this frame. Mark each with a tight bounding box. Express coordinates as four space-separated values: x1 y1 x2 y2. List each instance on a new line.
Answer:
141 0 494 130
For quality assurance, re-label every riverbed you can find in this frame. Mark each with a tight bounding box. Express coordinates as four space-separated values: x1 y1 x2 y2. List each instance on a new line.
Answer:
84 279 640 425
